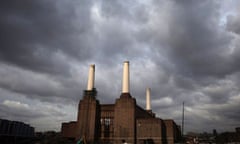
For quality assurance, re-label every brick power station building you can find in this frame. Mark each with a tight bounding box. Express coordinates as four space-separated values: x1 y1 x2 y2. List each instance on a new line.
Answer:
61 61 181 144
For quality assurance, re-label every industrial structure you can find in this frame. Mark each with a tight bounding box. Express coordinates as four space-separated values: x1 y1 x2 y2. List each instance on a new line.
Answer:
61 61 181 144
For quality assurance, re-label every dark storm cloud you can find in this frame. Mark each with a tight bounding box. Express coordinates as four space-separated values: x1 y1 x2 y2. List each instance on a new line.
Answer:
202 80 237 104
0 63 84 103
164 0 234 78
0 0 93 75
89 0 152 67
130 0 240 132
100 0 149 23
227 14 240 35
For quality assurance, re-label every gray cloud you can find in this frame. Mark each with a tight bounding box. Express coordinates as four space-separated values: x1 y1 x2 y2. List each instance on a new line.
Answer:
0 0 94 75
162 1 233 78
227 14 240 35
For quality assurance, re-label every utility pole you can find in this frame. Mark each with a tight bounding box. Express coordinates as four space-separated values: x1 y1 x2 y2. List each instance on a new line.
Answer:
182 102 185 138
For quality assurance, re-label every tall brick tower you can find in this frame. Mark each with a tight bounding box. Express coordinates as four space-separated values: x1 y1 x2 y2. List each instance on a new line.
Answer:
114 61 136 144
76 64 100 143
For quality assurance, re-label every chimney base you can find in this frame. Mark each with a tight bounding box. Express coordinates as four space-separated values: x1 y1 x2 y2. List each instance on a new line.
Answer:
146 110 156 117
120 93 132 99
83 88 97 99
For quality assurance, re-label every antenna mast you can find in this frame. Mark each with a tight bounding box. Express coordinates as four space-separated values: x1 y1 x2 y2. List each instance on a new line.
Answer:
182 102 185 137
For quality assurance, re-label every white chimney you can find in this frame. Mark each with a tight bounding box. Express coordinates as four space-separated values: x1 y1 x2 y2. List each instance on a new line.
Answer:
87 64 95 91
122 61 129 93
146 88 151 110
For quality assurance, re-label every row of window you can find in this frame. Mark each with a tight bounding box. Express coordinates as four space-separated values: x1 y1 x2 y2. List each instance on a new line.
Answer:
100 118 113 126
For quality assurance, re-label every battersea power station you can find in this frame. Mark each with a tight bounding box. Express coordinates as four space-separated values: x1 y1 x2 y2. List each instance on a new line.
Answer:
61 61 181 144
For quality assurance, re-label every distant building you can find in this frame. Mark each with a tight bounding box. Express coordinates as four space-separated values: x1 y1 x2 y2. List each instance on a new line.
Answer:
185 132 215 144
216 127 240 144
0 119 35 144
61 61 181 144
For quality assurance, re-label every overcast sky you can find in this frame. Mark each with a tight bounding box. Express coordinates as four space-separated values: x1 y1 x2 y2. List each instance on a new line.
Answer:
0 0 240 133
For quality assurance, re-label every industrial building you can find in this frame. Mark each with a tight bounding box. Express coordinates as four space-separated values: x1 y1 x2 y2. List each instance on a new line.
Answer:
61 61 181 144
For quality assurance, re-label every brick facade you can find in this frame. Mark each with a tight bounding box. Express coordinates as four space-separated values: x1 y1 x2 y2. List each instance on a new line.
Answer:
61 89 181 144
